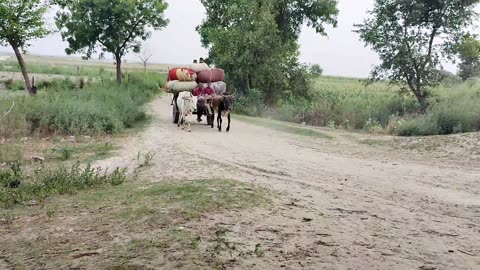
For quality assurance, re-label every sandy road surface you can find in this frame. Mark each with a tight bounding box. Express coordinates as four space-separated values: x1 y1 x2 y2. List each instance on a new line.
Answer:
96 95 480 270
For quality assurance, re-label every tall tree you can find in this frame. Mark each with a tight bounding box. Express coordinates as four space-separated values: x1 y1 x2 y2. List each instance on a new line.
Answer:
197 0 338 104
54 0 168 84
457 36 480 81
355 0 479 113
0 0 49 94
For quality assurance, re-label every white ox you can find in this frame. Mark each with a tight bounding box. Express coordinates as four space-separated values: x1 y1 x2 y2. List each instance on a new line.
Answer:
177 91 197 132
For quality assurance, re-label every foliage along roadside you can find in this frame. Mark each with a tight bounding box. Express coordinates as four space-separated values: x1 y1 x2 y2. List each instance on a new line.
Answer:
0 71 165 138
234 76 480 137
197 0 338 105
355 0 480 113
0 161 127 208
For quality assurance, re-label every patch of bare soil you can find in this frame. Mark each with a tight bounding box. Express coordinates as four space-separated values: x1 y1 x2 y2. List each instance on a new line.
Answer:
2 95 480 269
94 96 480 269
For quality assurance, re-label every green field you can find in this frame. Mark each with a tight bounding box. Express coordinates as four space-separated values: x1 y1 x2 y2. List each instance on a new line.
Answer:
234 74 480 136
1 55 479 137
0 69 165 138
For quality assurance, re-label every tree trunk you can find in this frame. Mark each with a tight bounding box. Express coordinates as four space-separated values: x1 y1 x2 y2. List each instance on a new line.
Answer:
143 62 147 72
11 44 33 94
407 81 429 114
115 54 122 85
418 96 429 114
245 75 251 91
414 92 429 114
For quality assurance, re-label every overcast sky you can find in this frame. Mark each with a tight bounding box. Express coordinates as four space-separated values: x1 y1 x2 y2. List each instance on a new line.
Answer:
0 0 463 77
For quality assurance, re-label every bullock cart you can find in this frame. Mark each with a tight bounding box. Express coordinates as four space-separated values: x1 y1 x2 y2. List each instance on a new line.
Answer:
170 91 214 127
166 66 222 128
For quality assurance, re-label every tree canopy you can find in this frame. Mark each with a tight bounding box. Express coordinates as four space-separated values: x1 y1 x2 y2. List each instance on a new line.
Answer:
197 0 338 104
0 0 49 93
456 36 480 81
355 0 480 113
310 64 323 76
55 0 169 84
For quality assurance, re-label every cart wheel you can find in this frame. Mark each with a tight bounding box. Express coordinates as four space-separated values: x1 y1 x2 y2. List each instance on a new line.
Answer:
173 104 180 124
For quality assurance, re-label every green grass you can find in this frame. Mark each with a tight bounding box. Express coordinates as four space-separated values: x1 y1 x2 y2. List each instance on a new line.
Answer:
0 71 165 138
236 76 418 131
314 76 397 92
140 179 270 218
397 82 480 136
75 179 270 222
0 138 117 166
236 75 480 136
0 162 127 208
0 144 23 164
236 114 332 139
0 60 115 77
274 77 418 130
45 142 117 162
1 178 270 269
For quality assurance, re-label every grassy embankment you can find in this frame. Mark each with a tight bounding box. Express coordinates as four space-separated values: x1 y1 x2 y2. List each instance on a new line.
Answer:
236 75 480 136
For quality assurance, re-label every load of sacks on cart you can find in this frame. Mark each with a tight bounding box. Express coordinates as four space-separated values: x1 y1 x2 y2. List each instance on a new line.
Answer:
164 63 226 94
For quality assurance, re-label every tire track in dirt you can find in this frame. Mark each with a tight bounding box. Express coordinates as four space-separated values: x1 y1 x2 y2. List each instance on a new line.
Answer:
95 96 480 270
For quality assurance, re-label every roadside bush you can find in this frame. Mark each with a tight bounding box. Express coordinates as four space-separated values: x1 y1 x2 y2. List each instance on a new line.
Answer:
268 84 418 130
397 118 427 136
0 71 164 137
0 98 28 138
397 105 480 136
0 144 23 164
36 78 79 90
0 162 127 208
397 83 480 136
236 76 480 136
235 88 266 116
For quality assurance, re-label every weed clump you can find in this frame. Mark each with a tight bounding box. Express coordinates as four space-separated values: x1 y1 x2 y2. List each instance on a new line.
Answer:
0 162 127 208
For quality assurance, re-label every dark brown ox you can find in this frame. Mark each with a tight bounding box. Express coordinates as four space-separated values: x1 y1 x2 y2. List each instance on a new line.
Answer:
211 93 235 132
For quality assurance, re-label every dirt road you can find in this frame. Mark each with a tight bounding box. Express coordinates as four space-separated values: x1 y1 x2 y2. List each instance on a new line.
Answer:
94 95 480 270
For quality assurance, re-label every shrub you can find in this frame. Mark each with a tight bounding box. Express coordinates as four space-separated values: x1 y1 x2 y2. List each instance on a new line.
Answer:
396 118 424 136
1 71 164 137
397 82 480 136
236 76 480 136
235 88 266 116
267 79 418 130
35 78 78 90
0 162 127 208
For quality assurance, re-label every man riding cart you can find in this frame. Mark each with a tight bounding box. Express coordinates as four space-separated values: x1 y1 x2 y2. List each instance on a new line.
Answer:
193 83 215 123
